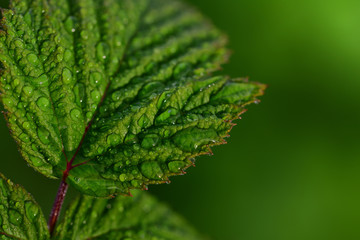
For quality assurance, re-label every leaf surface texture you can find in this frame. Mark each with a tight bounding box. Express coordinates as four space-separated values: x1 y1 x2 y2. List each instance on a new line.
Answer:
0 174 49 240
0 0 266 196
53 190 202 240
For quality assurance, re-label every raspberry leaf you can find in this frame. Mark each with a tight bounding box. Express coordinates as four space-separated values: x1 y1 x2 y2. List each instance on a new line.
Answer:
0 0 266 197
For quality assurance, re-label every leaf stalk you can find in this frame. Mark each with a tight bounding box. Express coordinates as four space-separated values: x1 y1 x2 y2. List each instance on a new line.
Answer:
48 180 68 236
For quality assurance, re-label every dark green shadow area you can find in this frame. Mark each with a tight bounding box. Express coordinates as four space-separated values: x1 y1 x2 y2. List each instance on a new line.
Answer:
0 0 9 9
1 0 360 240
151 0 360 240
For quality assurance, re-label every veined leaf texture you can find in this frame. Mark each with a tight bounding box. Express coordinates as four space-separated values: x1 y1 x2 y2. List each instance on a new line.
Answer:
0 0 265 197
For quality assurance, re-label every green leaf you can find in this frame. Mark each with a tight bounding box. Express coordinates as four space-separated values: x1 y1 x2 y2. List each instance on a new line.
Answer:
0 173 49 240
53 190 203 240
0 0 266 196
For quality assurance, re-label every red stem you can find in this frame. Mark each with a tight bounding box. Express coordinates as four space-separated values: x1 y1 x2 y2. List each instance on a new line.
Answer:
48 179 68 236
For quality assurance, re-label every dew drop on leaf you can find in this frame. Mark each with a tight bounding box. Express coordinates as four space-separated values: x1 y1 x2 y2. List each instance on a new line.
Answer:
22 86 34 97
91 90 101 101
37 127 50 144
112 91 121 101
64 49 73 63
90 72 102 86
168 161 187 173
62 68 73 84
22 121 30 129
9 209 23 226
137 115 150 128
30 156 44 167
140 161 164 180
119 173 127 182
25 201 39 221
36 97 50 111
141 134 160 149
107 134 121 146
26 53 38 65
19 133 30 143
70 108 81 120
96 42 110 62
32 74 49 87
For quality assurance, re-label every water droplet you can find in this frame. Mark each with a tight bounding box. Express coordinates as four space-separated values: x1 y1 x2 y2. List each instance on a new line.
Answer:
155 108 178 124
74 83 85 105
12 78 20 87
119 174 127 182
13 39 24 48
64 16 75 33
9 209 23 226
90 72 102 86
97 146 104 154
139 82 164 98
33 74 49 87
56 53 63 62
37 127 50 144
70 108 81 120
131 180 141 188
2 98 14 107
91 90 100 101
156 91 170 109
36 97 50 111
30 156 44 167
96 42 110 62
111 91 121 101
86 112 93 120
107 134 121 146
62 68 73 84
168 161 187 173
124 134 137 144
141 134 160 149
80 30 89 40
31 144 38 152
22 86 34 97
173 128 218 151
137 115 150 128
19 133 30 143
64 49 73 63
22 122 30 130
140 161 164 180
25 201 39 221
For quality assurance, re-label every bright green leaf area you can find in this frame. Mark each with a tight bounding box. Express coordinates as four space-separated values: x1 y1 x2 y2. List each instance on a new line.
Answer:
0 173 49 240
0 0 265 197
53 190 202 240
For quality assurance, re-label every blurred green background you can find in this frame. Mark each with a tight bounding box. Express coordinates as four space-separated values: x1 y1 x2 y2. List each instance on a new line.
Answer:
1 0 360 239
